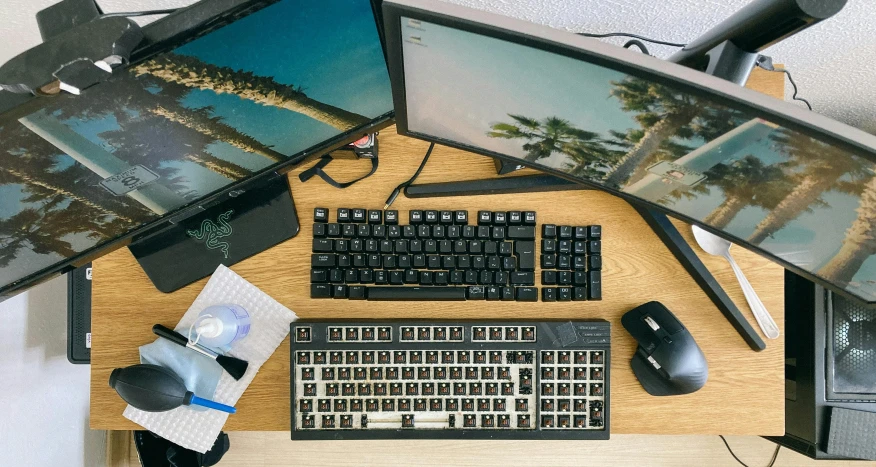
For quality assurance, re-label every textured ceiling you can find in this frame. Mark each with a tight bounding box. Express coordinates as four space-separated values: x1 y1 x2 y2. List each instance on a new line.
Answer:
1 0 873 133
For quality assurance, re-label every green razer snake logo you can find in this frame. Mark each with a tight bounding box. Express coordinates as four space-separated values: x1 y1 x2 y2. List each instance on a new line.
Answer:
186 210 235 258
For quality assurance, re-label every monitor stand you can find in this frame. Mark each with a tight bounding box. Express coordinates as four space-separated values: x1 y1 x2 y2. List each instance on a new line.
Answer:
128 174 299 293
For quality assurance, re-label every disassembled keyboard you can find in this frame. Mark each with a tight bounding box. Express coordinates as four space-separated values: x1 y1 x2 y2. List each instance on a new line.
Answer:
291 320 610 440
310 208 602 301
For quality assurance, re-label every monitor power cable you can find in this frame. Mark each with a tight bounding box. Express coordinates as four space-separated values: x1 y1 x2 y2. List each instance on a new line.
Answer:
384 142 435 210
719 435 781 467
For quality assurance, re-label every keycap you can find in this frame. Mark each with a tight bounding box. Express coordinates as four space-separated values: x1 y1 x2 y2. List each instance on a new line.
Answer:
440 211 454 224
542 224 557 238
508 211 522 225
467 286 486 299
311 284 331 298
367 210 382 224
337 208 351 223
588 271 602 300
314 207 329 222
523 211 536 225
542 271 557 285
573 287 587 301
493 212 506 225
351 209 366 222
477 211 492 225
589 255 602 270
515 287 538 301
510 272 534 285
312 254 336 267
588 225 602 239
588 240 602 255
313 223 326 237
410 210 423 224
385 210 399 225
455 211 468 224
574 226 588 239
542 287 557 302
349 286 366 300
514 241 535 271
312 239 333 253
558 226 572 238
424 210 438 223
366 287 467 301
507 226 535 240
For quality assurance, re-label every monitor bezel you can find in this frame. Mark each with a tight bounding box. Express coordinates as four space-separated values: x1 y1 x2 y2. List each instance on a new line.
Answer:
0 0 394 299
382 0 876 305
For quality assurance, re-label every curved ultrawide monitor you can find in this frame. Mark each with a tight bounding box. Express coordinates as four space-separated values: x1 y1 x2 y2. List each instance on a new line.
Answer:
0 0 394 299
383 0 876 304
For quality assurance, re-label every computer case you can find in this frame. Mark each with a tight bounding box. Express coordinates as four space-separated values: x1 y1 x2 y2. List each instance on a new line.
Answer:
767 271 876 459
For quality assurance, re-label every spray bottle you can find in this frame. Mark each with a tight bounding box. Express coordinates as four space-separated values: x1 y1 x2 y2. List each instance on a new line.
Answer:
189 304 251 349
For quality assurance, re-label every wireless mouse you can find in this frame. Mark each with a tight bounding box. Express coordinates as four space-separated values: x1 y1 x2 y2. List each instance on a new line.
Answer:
621 301 708 396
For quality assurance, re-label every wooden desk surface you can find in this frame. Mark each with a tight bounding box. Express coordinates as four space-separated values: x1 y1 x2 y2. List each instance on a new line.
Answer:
90 68 785 435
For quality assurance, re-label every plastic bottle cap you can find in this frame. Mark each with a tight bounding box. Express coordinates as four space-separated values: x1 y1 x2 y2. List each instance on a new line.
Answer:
196 317 224 339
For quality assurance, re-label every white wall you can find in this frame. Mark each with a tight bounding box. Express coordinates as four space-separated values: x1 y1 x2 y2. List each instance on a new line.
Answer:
0 277 105 467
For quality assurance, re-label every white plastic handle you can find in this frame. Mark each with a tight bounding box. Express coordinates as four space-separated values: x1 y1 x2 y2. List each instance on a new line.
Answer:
726 254 780 339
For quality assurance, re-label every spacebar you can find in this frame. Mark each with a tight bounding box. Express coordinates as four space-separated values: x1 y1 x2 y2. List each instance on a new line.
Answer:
367 287 467 301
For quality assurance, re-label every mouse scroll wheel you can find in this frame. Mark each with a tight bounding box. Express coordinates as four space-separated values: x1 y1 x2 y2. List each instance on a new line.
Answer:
643 315 660 331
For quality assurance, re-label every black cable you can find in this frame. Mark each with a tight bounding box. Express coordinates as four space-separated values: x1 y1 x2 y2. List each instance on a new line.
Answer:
384 143 434 209
101 8 180 18
576 32 686 48
781 69 813 111
622 39 650 56
755 55 812 111
719 436 781 467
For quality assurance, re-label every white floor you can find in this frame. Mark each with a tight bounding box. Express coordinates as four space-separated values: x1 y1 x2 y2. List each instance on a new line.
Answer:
0 277 106 467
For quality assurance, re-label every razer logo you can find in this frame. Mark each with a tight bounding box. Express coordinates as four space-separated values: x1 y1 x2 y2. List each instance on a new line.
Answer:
186 210 234 258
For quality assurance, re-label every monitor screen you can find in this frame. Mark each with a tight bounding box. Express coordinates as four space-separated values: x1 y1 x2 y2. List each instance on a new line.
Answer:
0 0 393 295
384 0 876 303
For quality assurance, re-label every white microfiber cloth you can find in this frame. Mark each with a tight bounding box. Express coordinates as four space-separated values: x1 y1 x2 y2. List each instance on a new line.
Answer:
123 264 297 453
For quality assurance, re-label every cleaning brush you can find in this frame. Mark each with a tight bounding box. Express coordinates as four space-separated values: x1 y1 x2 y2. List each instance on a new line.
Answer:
152 324 249 380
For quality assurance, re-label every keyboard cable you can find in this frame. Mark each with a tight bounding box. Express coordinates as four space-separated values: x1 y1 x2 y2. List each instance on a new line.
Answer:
384 142 435 209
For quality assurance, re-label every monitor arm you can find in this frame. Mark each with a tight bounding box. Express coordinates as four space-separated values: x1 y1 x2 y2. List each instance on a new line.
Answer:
669 0 847 85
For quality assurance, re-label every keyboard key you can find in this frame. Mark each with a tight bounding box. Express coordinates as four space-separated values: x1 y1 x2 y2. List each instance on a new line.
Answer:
588 225 602 239
349 286 366 300
314 208 329 223
514 241 535 271
313 223 326 237
588 240 602 254
327 223 341 237
523 211 536 225
311 284 331 298
409 210 423 224
508 211 522 225
455 211 468 224
367 210 382 224
588 271 602 300
590 255 602 270
558 287 572 301
542 287 557 302
477 211 492 225
367 287 467 301
311 254 336 268
440 211 454 224
516 287 538 301
507 226 535 240
384 210 399 225
510 272 534 285
573 287 588 301
351 209 366 222
337 209 350 223
424 210 438 223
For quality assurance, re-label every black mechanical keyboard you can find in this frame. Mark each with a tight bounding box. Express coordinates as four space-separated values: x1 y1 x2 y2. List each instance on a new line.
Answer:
291 320 610 440
310 208 602 301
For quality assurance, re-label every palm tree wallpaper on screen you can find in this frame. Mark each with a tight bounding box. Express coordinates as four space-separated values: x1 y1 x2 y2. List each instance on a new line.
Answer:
483 77 876 295
0 0 392 287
